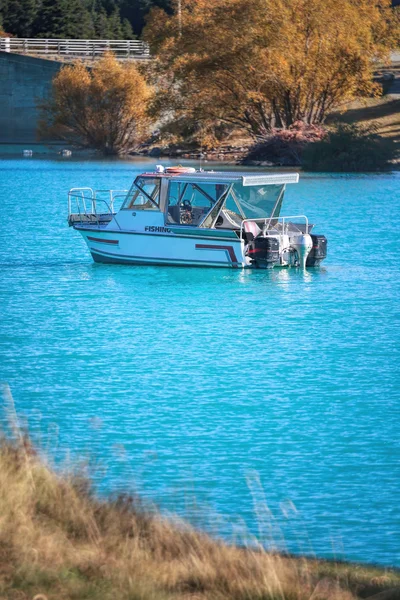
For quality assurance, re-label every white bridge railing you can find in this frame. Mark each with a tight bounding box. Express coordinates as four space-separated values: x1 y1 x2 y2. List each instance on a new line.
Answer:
0 38 150 60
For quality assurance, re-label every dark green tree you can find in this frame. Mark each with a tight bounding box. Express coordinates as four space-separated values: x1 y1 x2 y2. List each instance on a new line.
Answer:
66 0 95 37
92 0 132 39
108 6 123 38
121 17 134 38
34 0 67 37
0 0 6 30
1 0 171 38
93 5 111 37
34 0 94 38
2 0 38 37
117 0 171 37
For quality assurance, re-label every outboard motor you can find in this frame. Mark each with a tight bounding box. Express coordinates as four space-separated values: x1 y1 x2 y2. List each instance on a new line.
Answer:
306 234 328 267
247 236 280 269
290 234 313 269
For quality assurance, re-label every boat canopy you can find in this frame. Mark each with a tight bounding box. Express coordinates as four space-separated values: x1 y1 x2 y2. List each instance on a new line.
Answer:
166 172 299 187
161 171 298 221
123 170 299 227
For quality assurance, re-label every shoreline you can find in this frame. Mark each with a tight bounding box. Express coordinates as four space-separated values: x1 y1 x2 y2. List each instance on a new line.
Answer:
1 142 399 171
1 438 399 600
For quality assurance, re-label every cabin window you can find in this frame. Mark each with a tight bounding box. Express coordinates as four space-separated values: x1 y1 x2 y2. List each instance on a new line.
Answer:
166 182 228 227
232 184 284 219
216 194 244 228
123 177 161 210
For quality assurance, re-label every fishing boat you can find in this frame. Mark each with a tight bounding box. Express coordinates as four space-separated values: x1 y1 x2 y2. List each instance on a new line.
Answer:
68 166 327 269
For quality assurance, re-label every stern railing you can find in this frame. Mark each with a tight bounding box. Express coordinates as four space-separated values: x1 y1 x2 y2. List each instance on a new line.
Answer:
240 215 310 241
68 188 128 229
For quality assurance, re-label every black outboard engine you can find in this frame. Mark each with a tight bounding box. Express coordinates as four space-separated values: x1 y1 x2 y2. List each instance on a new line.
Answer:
306 235 327 267
247 237 280 269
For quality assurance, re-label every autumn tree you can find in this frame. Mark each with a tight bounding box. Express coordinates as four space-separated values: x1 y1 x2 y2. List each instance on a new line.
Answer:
39 53 152 155
145 0 399 140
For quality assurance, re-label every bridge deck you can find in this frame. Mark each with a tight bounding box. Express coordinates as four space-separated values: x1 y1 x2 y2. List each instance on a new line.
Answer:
0 38 151 61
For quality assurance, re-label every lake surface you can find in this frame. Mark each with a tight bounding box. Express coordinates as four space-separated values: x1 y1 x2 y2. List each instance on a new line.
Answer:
0 156 399 567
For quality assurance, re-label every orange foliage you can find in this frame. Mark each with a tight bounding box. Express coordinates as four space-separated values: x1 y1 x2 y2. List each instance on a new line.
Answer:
39 53 153 155
145 0 398 139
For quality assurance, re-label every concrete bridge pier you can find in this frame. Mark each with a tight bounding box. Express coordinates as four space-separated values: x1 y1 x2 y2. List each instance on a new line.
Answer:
0 52 62 144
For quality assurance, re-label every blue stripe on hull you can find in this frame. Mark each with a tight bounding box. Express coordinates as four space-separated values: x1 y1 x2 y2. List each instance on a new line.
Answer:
90 249 238 268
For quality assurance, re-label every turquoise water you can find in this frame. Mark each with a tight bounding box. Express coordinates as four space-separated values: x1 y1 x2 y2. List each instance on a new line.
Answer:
0 157 399 567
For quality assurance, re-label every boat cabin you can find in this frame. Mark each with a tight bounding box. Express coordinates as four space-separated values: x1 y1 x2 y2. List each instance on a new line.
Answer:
119 169 300 232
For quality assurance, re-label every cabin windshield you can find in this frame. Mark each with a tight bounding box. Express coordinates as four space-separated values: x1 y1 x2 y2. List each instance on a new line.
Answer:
232 184 284 219
122 177 161 210
166 181 228 227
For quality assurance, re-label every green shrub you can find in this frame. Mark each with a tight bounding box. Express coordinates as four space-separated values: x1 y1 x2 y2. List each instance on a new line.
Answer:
302 123 398 172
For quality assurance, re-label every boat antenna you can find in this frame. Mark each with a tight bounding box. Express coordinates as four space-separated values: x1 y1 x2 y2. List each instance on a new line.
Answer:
178 0 182 36
199 124 203 172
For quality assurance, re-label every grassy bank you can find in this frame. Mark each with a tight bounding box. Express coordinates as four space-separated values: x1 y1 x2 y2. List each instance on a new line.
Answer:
151 94 400 169
0 439 399 600
327 96 400 144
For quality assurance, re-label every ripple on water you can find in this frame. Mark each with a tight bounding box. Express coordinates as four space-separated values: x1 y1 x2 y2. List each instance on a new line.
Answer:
0 159 399 566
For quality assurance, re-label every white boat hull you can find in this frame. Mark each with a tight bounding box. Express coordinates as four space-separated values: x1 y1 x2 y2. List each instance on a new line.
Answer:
76 225 246 268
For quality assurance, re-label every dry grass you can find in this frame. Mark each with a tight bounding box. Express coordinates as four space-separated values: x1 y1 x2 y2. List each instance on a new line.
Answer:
0 438 399 600
326 82 400 146
318 85 400 167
